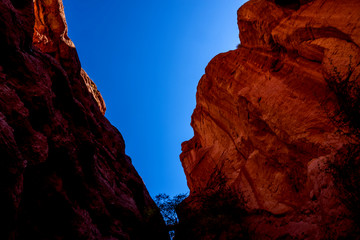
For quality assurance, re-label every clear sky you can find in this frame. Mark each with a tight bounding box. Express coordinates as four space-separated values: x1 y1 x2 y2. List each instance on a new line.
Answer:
62 0 247 197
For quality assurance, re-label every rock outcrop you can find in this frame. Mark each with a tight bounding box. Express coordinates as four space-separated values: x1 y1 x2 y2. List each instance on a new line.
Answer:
179 0 360 239
0 0 168 239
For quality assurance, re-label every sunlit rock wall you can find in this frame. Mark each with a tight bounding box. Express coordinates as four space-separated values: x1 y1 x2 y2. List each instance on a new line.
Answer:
179 0 360 239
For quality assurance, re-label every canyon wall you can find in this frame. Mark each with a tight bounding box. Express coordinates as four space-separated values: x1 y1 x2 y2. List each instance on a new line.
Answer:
0 0 168 239
179 0 360 239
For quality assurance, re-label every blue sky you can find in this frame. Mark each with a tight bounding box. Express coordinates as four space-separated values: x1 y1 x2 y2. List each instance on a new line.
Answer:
62 0 247 197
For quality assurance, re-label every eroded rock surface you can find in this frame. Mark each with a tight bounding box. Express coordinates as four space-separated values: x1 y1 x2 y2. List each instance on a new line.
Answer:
179 0 360 239
0 0 167 239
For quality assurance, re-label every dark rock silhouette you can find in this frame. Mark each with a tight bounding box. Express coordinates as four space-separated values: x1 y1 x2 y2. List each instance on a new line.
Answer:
0 0 168 239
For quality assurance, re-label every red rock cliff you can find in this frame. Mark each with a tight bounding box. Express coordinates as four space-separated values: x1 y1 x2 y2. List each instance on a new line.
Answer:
179 0 360 239
0 0 168 239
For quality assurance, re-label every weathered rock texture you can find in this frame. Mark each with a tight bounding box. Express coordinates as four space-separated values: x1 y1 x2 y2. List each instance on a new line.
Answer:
179 0 360 239
0 0 168 239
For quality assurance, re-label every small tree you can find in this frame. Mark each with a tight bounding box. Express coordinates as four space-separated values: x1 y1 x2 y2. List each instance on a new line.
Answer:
155 193 188 238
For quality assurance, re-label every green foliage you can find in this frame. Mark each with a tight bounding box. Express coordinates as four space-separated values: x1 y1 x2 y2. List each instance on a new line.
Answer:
155 193 188 227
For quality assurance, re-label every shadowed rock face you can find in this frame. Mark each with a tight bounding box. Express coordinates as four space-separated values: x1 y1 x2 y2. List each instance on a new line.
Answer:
0 0 168 239
179 0 360 239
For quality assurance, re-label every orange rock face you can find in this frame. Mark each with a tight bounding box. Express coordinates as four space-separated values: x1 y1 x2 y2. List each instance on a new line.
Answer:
33 0 106 114
0 0 167 239
179 0 360 238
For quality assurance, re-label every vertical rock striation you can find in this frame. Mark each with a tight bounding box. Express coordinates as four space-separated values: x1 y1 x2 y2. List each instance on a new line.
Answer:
179 0 360 239
0 0 168 239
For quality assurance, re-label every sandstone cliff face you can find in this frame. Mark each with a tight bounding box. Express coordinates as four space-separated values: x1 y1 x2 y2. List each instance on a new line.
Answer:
179 0 360 239
0 0 168 239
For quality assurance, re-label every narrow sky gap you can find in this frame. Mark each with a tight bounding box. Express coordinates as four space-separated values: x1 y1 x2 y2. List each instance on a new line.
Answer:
62 0 248 197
